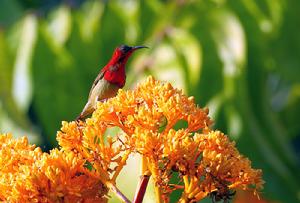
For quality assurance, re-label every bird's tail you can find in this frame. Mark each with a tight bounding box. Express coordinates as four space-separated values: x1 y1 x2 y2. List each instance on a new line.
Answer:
76 102 94 121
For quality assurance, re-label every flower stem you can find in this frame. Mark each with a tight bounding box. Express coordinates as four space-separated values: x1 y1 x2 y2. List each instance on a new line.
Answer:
154 184 163 203
133 175 150 203
133 155 151 203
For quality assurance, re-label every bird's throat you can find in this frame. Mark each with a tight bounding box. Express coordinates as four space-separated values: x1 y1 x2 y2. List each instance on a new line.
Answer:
103 66 126 88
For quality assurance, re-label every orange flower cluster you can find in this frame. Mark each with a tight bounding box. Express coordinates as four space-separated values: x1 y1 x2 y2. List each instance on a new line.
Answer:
179 130 264 202
0 134 107 202
0 76 263 202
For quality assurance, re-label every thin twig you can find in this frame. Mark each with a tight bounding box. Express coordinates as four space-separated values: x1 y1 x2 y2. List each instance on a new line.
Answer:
108 182 131 203
112 151 130 182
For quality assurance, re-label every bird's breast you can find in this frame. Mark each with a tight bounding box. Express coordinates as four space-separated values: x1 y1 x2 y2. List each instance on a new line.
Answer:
91 79 120 102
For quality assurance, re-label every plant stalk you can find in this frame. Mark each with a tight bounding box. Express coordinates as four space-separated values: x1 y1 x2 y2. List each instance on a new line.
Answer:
133 175 150 203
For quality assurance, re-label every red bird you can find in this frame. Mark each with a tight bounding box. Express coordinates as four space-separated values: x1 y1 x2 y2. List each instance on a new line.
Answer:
76 45 147 120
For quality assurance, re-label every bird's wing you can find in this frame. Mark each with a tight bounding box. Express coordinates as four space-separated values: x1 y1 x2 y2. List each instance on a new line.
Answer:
88 70 105 97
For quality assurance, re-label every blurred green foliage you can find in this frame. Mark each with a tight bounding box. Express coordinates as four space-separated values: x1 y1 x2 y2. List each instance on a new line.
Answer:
0 0 299 202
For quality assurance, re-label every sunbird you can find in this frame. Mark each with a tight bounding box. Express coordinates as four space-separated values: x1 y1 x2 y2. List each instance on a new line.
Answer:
76 45 148 120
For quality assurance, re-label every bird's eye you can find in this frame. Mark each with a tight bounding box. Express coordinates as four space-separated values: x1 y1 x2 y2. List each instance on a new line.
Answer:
119 45 131 53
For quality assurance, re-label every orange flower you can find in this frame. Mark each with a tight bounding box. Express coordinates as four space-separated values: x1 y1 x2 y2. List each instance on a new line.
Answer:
179 130 264 202
234 190 277 203
56 76 263 202
91 76 212 134
0 134 107 202
0 76 264 202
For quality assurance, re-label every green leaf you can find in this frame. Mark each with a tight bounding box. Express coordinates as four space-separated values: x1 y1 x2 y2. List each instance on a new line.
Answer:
46 5 71 45
0 29 40 143
0 0 23 27
0 28 31 130
169 29 202 89
146 43 187 92
12 14 37 111
280 84 300 138
31 24 74 146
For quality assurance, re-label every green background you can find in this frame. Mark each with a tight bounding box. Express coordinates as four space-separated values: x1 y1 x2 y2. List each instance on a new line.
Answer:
0 0 299 202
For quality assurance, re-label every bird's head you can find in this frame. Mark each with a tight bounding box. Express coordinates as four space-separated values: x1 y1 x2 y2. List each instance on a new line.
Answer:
103 45 148 87
111 45 148 65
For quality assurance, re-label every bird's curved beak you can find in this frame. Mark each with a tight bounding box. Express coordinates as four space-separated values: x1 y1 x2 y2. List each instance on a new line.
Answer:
132 45 149 51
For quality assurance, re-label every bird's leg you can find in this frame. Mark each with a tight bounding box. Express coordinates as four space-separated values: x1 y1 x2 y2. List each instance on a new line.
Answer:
74 118 85 131
76 115 83 121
